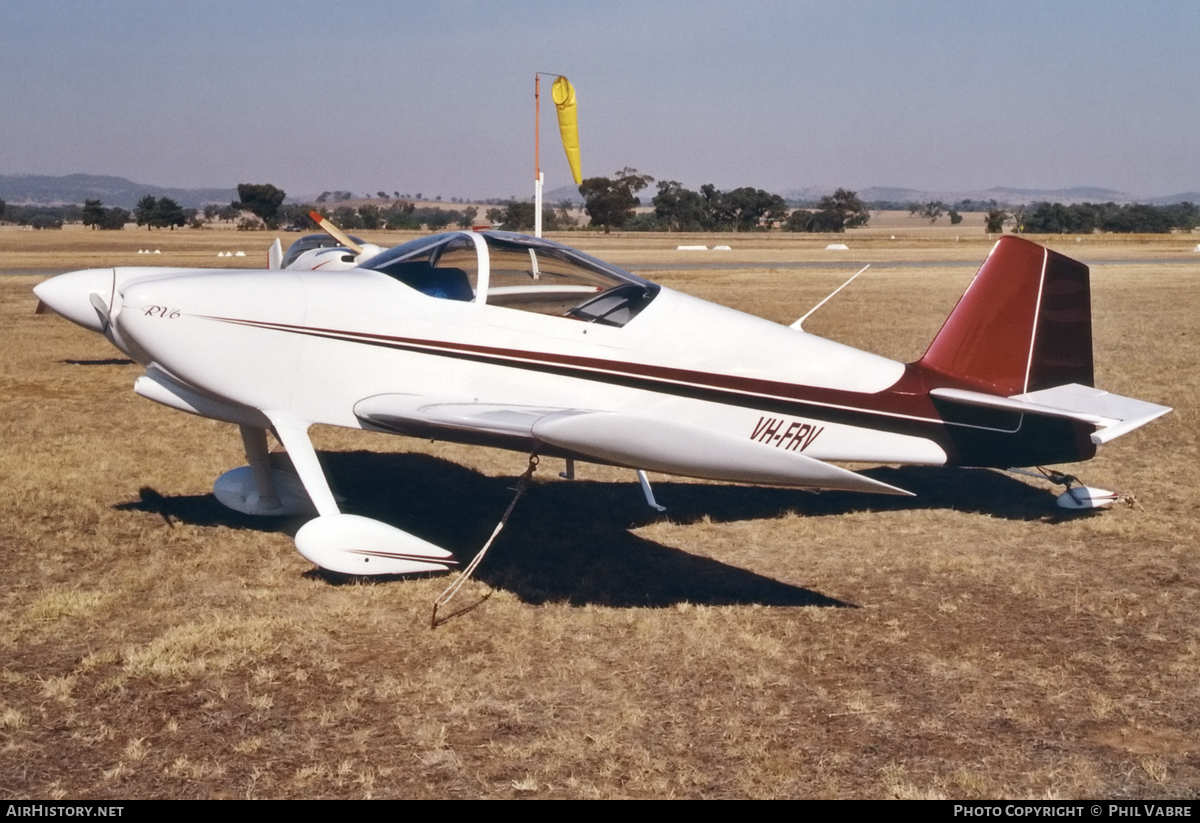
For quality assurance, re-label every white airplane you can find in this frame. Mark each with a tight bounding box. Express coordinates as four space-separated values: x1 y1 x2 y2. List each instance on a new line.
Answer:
34 232 1170 576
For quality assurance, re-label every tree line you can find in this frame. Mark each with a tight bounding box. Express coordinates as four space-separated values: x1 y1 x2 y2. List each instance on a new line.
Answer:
5 181 1197 237
902 197 1198 234
571 169 869 233
1013 201 1199 234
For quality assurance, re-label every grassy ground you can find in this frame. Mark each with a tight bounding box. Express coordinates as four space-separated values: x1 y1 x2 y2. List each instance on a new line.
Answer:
1 225 1198 798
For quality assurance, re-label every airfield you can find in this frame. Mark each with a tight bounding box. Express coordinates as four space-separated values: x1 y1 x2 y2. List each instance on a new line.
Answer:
1 218 1197 799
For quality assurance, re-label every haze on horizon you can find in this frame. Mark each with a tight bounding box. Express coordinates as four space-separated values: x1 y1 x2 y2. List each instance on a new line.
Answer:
2 1 1197 203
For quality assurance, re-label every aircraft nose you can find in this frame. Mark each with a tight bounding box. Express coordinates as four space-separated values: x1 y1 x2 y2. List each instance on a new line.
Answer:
33 268 115 334
113 269 307 405
112 276 197 367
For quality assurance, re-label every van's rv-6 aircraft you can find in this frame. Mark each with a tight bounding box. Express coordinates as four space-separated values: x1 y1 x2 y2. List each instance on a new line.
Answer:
34 231 1170 575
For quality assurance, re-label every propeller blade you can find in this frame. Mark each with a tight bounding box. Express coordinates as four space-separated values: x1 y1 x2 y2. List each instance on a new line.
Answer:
308 210 363 255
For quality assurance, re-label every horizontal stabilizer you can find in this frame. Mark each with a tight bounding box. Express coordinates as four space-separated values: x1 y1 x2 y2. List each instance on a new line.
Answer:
930 383 1170 445
1017 384 1171 444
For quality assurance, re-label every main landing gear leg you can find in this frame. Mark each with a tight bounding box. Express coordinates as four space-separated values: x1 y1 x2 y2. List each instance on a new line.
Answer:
240 424 281 511
211 424 316 516
268 415 455 576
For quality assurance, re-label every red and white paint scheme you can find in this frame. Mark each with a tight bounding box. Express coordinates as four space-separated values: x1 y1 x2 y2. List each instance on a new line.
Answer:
34 232 1170 575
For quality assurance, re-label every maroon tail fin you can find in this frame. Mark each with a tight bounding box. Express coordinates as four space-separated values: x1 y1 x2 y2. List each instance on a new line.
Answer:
916 236 1092 396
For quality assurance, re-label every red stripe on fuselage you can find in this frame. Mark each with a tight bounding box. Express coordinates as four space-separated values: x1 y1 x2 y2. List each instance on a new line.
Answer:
201 315 1095 466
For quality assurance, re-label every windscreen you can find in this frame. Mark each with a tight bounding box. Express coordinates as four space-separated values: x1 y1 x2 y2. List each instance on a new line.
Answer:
364 233 478 301
483 233 658 326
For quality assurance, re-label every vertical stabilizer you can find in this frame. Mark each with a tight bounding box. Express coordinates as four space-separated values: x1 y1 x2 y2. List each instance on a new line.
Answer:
916 236 1092 395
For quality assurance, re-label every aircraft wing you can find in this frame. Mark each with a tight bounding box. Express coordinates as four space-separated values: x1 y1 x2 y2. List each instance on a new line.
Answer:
353 394 911 496
930 383 1171 445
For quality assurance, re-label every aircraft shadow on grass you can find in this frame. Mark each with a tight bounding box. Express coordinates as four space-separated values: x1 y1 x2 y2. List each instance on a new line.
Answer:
114 449 1080 609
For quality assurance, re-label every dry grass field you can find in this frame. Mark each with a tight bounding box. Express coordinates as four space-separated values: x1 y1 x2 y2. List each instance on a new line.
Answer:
1 224 1198 799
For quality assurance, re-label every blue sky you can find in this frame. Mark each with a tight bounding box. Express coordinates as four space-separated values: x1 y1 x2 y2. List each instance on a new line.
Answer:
2 1 1197 200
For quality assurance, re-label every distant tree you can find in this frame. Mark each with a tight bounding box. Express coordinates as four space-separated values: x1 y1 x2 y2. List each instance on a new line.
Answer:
579 168 654 233
423 208 454 230
653 181 708 231
232 183 286 229
1021 202 1095 234
202 204 220 221
716 187 789 231
385 200 419 230
783 208 843 232
100 207 130 230
82 198 106 229
316 191 331 203
911 201 945 223
949 209 963 225
481 202 552 232
621 213 664 231
791 188 870 232
783 209 812 232
134 195 159 228
782 189 869 233
1099 203 1174 233
358 204 382 230
29 214 63 230
1065 203 1097 232
0 197 6 221
377 191 390 200
1009 204 1028 234
984 208 1009 233
153 197 186 230
1163 201 1200 231
332 205 362 230
456 206 479 229
498 201 536 232
826 188 870 229
275 203 313 230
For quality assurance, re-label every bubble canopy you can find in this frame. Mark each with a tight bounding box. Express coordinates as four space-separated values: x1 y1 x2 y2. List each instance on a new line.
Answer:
362 231 660 327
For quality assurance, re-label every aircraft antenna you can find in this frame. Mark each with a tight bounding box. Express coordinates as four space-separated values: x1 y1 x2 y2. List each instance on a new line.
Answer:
791 264 869 331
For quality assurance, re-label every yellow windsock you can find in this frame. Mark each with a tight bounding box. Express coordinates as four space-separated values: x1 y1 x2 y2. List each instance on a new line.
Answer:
551 75 582 185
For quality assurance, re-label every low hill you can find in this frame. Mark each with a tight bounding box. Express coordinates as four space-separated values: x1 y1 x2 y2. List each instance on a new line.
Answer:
0 173 236 210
